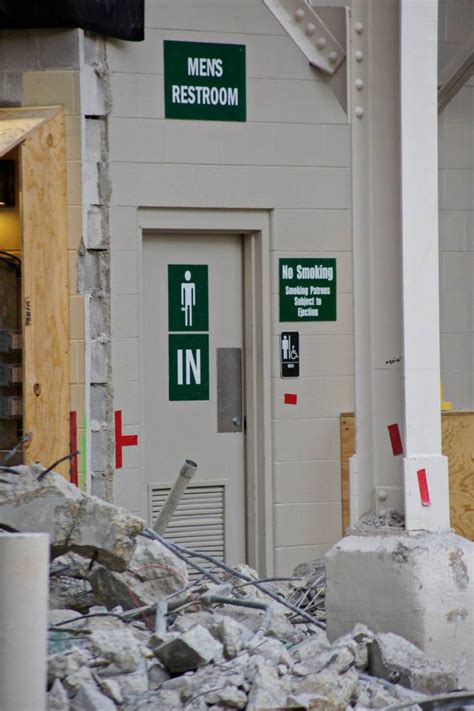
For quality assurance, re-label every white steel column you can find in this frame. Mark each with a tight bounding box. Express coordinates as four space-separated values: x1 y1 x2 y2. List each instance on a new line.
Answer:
350 0 404 521
400 0 450 530
0 533 49 711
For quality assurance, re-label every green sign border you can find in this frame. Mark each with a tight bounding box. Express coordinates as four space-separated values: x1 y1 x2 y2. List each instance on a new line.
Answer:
279 258 337 322
164 40 246 122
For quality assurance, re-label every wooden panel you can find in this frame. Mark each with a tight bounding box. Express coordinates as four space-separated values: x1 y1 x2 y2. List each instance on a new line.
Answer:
340 414 354 533
442 412 474 540
21 111 69 476
340 412 474 540
0 107 60 158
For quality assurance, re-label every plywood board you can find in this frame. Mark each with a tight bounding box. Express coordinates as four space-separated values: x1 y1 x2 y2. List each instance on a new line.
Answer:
21 110 70 476
340 412 474 540
0 107 61 158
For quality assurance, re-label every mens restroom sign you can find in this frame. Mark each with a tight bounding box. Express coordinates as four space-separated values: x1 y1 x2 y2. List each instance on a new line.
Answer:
168 265 209 401
164 40 246 122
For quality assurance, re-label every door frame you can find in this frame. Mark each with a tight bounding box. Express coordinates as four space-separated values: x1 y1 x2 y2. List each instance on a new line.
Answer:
137 207 273 575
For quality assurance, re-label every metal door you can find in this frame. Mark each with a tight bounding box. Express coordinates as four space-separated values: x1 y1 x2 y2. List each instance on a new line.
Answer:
142 233 246 564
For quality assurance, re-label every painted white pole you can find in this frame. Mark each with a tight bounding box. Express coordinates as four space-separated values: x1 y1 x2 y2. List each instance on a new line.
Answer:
0 533 49 711
400 0 450 530
153 459 198 534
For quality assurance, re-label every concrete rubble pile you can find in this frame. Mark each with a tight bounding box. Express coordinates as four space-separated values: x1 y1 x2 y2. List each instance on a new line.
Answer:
0 466 463 710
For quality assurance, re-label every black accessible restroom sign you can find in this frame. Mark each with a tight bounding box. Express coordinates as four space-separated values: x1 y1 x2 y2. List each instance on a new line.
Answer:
280 332 300 378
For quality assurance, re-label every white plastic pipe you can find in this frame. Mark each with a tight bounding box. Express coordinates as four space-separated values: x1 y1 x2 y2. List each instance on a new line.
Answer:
0 533 49 711
153 459 198 534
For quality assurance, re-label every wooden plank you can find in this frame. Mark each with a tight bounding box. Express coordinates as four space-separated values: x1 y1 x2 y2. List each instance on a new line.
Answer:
340 412 474 540
0 107 60 158
21 110 70 477
442 412 474 540
340 414 354 533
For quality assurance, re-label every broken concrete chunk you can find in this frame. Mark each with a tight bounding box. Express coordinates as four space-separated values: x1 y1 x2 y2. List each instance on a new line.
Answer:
48 648 94 688
213 615 249 658
220 605 304 645
102 661 150 697
0 466 143 570
205 685 247 708
290 629 331 664
89 537 188 610
50 575 96 612
156 624 223 673
63 667 98 698
88 629 143 674
369 632 458 694
246 660 288 711
250 637 293 667
122 690 182 709
71 682 117 710
48 679 70 711
96 678 124 706
295 667 359 710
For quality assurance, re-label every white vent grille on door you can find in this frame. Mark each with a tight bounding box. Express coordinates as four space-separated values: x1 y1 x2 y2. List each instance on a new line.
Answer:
148 484 226 564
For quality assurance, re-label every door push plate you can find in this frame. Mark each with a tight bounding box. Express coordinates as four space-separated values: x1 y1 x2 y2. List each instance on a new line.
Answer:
217 347 243 433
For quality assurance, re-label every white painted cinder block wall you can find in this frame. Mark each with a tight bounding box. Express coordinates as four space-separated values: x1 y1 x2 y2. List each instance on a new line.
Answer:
438 0 474 409
106 0 353 574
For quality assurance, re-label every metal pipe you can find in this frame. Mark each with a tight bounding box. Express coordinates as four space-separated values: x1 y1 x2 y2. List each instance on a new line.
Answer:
0 533 49 711
153 459 198 534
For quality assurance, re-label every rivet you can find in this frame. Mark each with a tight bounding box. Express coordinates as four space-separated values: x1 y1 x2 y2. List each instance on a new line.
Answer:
355 50 364 62
294 8 305 21
316 36 327 49
355 106 364 118
355 78 364 90
305 22 316 36
354 22 364 34
377 489 388 502
328 51 338 63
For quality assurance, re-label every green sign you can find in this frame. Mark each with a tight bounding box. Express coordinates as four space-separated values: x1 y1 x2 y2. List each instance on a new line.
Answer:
164 40 246 122
279 258 337 322
169 334 209 401
168 264 208 332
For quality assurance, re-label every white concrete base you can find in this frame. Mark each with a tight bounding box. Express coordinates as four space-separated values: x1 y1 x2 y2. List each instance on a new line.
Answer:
325 532 474 688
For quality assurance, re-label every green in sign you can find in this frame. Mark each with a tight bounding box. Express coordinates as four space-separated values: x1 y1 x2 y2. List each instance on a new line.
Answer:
164 40 246 122
169 334 209 401
279 258 337 322
168 264 208 332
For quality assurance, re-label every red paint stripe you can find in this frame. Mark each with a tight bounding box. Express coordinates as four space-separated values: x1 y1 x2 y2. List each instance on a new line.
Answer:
417 468 431 506
69 411 78 486
115 410 139 470
115 410 123 469
387 424 403 456
284 393 297 405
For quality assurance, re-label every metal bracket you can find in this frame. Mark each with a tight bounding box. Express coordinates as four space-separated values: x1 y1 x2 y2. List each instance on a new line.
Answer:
262 0 346 75
438 33 474 113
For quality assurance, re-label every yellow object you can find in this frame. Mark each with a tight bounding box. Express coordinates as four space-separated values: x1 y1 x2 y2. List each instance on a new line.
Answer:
440 384 452 411
0 210 21 251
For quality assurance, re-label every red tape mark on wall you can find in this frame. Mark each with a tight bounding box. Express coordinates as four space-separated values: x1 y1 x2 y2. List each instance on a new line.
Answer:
284 393 297 405
387 424 403 456
69 411 78 486
115 410 138 469
417 468 431 506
